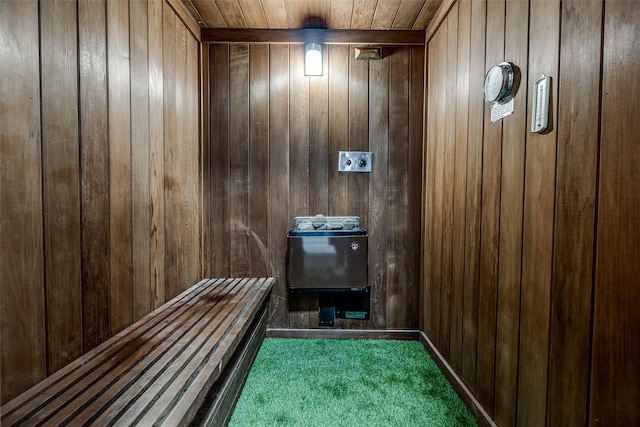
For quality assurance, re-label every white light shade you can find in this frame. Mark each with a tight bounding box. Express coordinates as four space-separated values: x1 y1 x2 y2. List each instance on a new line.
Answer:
305 43 323 76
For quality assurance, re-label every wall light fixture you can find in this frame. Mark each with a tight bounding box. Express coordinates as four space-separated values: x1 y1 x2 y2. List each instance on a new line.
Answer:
305 43 323 76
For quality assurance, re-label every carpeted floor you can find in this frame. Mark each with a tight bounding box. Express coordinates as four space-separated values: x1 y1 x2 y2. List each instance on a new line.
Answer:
229 338 478 426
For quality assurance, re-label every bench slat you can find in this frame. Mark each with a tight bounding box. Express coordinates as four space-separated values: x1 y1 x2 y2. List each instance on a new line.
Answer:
42 279 249 426
4 278 241 426
142 279 271 426
92 279 260 426
1 278 274 427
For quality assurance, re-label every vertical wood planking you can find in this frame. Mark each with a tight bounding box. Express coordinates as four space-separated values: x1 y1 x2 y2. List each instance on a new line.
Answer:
406 45 424 330
309 49 330 216
449 0 470 373
439 9 457 358
517 0 560 425
149 0 166 309
267 45 290 327
548 1 601 425
387 47 410 329
79 0 111 352
368 49 390 329
347 45 369 224
425 24 447 347
591 1 640 424
461 0 485 394
288 44 311 328
229 44 251 277
328 45 350 216
289 44 310 217
0 0 46 401
130 0 152 320
249 44 270 276
209 44 231 277
476 0 504 413
39 0 83 373
310 50 328 324
1 0 202 401
185 28 201 286
162 3 180 298
107 0 133 334
493 0 528 424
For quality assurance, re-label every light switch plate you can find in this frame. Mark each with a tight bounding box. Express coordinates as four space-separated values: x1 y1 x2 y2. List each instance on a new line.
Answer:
338 151 372 172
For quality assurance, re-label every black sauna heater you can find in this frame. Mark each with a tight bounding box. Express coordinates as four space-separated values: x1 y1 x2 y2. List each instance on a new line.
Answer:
287 215 370 326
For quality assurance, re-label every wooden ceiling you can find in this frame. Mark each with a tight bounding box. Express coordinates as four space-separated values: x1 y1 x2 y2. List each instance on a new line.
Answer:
182 0 443 30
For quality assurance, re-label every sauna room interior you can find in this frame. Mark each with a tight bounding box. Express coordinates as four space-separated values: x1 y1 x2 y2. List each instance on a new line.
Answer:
1 0 638 425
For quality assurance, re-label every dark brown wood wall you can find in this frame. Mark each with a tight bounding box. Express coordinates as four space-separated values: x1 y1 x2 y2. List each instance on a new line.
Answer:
204 43 424 330
0 0 201 403
423 0 640 425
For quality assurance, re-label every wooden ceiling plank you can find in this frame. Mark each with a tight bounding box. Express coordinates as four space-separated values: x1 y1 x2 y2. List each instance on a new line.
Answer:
392 0 424 30
412 0 441 30
330 0 354 29
190 0 227 27
371 0 401 30
284 0 311 28
262 0 289 28
238 0 268 28
308 0 331 28
215 0 248 27
351 0 378 29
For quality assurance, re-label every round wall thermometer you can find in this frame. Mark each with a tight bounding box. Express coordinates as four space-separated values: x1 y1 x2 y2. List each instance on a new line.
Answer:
483 62 515 103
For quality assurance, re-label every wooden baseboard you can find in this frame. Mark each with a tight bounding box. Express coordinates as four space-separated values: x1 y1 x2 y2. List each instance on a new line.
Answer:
266 328 420 341
418 331 496 427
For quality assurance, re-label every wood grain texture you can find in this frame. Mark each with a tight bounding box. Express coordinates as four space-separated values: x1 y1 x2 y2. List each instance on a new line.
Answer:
288 44 311 329
192 0 436 30
249 44 271 277
425 23 446 348
209 44 231 276
517 0 560 425
79 0 111 353
460 0 485 395
229 44 251 277
1 0 202 402
406 46 423 330
163 3 180 298
202 28 425 45
438 8 457 359
547 1 601 425
476 0 504 414
493 0 528 425
149 0 166 310
449 0 469 374
39 0 83 374
267 45 290 328
130 0 152 322
108 0 134 334
328 45 350 216
387 46 410 329
0 0 46 402
591 1 640 425
368 49 390 329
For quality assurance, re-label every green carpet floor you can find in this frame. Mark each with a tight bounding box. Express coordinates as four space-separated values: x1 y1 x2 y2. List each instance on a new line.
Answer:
229 338 478 427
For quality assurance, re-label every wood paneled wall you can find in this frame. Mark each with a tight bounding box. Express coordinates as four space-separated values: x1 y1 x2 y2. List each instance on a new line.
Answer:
423 0 640 425
0 0 201 403
203 43 424 330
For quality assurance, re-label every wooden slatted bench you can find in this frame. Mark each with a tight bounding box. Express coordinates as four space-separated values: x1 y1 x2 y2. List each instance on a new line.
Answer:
1 277 274 427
